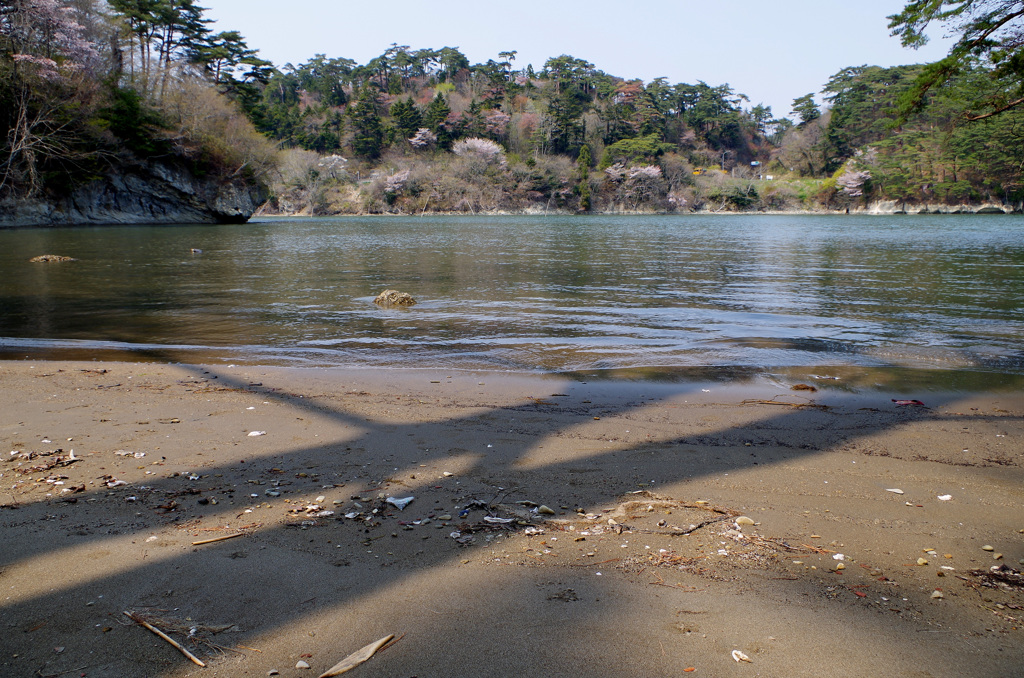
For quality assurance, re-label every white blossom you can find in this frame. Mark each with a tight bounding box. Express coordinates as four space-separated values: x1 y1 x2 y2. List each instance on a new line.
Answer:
452 137 506 165
409 128 437 148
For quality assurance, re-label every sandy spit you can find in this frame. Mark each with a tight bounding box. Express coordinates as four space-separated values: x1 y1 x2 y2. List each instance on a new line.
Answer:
0 361 1022 677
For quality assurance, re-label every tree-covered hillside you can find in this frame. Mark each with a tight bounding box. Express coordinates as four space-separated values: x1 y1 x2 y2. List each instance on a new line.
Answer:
2 1 1021 217
0 0 275 213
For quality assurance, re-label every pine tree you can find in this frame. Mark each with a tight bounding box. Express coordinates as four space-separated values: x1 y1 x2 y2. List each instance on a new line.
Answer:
390 97 422 139
424 92 451 131
349 88 383 158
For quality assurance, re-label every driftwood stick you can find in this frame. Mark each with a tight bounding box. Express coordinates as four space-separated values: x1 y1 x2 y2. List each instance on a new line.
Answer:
192 533 243 546
123 612 206 667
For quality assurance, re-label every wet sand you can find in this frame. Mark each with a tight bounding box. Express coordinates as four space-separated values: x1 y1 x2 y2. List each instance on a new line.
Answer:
1 361 1022 677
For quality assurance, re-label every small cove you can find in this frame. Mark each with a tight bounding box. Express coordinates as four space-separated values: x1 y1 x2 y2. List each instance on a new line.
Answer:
1 213 1022 390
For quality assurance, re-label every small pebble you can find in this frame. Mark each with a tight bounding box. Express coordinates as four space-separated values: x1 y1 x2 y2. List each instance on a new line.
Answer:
993 553 1003 560
931 590 944 599
736 516 755 526
296 660 310 669
917 558 929 566
982 545 995 551
268 671 279 676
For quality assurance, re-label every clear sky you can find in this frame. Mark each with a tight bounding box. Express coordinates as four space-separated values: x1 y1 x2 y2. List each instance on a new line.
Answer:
203 0 955 120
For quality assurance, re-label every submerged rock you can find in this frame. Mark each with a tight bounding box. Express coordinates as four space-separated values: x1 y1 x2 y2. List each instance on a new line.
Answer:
29 254 77 262
374 289 417 307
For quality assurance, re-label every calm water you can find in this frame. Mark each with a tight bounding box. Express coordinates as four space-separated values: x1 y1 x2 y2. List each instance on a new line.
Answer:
1 214 1023 389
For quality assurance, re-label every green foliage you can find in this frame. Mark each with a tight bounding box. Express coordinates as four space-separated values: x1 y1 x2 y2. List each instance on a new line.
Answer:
91 86 170 155
705 181 760 209
390 97 422 139
576 145 592 210
424 92 451 130
600 134 675 167
349 88 384 158
889 0 1024 119
791 93 820 125
820 65 920 171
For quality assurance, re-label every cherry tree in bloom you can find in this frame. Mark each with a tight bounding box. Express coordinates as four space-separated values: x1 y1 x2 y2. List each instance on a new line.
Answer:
483 110 510 137
452 137 506 165
2 0 99 78
837 168 872 198
408 128 437 148
385 169 410 194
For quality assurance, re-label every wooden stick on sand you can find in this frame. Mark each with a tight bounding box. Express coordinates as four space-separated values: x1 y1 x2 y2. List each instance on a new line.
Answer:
192 533 244 546
123 612 206 667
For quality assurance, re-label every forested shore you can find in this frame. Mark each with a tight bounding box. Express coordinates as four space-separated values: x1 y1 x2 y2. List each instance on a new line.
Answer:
1 1 1022 224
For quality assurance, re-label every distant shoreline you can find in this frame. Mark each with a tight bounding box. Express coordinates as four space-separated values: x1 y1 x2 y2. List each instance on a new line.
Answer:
255 202 1023 218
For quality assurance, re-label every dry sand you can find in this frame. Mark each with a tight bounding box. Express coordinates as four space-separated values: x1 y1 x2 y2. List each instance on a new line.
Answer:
0 361 1022 678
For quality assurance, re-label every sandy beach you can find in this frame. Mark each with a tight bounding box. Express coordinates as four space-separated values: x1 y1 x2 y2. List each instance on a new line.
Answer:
1 360 1022 677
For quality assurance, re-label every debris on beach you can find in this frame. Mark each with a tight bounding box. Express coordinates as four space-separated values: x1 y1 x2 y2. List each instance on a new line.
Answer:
318 634 397 677
892 399 926 407
248 430 267 437
123 611 207 667
731 649 753 663
385 496 414 510
968 564 1024 589
192 533 244 546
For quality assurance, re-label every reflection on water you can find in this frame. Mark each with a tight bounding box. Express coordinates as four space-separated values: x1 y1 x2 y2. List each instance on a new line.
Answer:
1 214 1022 389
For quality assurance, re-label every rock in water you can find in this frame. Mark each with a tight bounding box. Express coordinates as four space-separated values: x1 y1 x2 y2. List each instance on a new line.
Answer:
29 255 77 262
374 289 417 307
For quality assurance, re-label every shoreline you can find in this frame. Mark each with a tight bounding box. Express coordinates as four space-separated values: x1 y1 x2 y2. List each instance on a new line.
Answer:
255 203 1024 218
1 359 1022 677
6 204 1022 229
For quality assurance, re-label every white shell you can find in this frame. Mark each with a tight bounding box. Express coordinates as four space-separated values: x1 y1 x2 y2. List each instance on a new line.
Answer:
386 496 414 510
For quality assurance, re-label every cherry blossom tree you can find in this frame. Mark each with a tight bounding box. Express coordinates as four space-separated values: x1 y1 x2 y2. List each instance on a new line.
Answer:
1 0 101 195
408 127 436 149
452 137 506 165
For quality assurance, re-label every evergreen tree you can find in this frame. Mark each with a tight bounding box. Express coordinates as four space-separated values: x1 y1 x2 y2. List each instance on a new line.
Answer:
791 93 820 125
349 88 384 158
390 97 422 138
424 92 451 130
576 144 592 211
889 0 1024 119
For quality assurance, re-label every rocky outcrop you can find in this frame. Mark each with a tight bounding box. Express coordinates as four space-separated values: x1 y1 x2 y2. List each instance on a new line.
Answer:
860 200 1017 215
0 159 267 227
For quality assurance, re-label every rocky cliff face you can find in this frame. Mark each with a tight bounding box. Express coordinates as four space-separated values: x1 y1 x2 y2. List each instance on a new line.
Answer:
0 159 267 227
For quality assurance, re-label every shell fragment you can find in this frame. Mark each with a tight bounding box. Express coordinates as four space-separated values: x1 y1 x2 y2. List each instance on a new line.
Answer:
731 649 753 663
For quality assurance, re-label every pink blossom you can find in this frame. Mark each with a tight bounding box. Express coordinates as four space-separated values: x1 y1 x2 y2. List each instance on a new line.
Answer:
452 137 506 165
